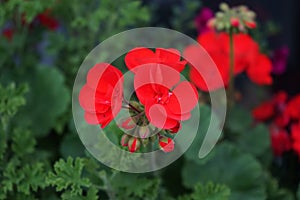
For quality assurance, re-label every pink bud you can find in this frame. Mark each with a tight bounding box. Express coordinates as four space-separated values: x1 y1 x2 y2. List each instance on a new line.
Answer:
245 21 256 29
159 137 175 153
230 17 239 27
128 137 140 153
121 134 130 147
119 117 136 130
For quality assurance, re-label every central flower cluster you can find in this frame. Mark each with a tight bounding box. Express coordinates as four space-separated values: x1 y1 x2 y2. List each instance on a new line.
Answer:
79 47 198 153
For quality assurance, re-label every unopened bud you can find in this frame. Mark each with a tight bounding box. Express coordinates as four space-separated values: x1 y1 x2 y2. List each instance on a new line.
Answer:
128 137 140 153
119 117 136 130
121 134 130 147
159 137 175 153
230 17 239 27
220 3 229 11
139 126 150 138
245 21 256 29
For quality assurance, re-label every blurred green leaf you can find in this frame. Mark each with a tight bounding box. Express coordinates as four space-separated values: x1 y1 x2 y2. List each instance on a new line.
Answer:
14 67 70 137
182 142 266 200
179 182 231 200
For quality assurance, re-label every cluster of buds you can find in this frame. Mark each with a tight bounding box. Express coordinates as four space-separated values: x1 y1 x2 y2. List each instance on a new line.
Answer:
208 2 257 33
118 101 176 153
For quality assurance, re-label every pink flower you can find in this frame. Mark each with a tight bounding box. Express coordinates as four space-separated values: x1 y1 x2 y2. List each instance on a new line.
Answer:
194 7 214 34
272 46 289 75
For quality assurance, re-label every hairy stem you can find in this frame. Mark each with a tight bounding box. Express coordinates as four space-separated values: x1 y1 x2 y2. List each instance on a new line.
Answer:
228 29 235 107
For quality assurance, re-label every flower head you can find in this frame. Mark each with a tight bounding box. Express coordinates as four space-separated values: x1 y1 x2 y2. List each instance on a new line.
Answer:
185 31 272 91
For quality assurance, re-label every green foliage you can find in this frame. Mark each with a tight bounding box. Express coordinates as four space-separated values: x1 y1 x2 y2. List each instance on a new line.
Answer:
182 142 266 200
110 173 161 200
0 129 48 199
14 67 70 137
0 83 28 129
46 157 91 195
179 182 231 200
266 174 294 200
226 106 271 160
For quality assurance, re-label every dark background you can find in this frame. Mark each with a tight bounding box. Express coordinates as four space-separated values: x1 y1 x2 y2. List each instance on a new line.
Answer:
144 0 300 95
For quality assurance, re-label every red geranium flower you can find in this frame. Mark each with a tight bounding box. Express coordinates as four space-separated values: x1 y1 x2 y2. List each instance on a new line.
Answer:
133 63 198 130
79 63 123 128
270 126 291 156
286 95 300 120
2 28 14 41
37 9 59 30
125 47 187 73
185 31 272 91
252 100 275 121
291 123 300 157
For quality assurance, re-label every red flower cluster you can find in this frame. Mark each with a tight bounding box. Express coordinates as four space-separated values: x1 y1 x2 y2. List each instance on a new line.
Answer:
126 47 198 130
79 48 198 153
185 31 272 91
253 92 300 157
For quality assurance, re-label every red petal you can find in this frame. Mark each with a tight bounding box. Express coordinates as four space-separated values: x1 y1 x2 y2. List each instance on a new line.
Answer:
125 47 155 73
79 85 110 113
168 81 198 115
146 104 178 129
247 54 272 85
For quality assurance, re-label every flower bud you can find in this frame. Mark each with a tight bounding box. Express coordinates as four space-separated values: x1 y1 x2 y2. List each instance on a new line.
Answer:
139 126 150 138
219 3 229 11
128 137 140 153
245 21 256 29
230 17 239 27
119 117 136 130
120 134 130 147
159 137 175 153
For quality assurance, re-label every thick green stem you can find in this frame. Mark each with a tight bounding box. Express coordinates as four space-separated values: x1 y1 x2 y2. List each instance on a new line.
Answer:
228 29 235 107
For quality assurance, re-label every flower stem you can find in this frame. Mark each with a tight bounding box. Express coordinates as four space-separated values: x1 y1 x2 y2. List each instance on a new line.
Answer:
228 28 235 107
123 99 141 113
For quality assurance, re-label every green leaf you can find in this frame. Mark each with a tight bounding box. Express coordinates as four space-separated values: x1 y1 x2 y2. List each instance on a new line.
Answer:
111 173 161 200
226 106 252 134
12 128 36 157
235 124 270 157
179 182 231 200
17 162 47 195
14 67 70 137
182 142 266 200
0 83 28 127
266 174 294 200
1 159 46 197
184 105 219 165
46 157 91 195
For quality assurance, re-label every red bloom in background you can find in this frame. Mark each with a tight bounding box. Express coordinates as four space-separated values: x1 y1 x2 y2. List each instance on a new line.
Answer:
133 62 198 130
286 95 300 120
2 28 14 41
37 9 59 30
186 31 272 91
125 47 187 73
270 127 291 156
246 54 272 85
291 123 300 157
252 100 275 121
79 63 123 128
